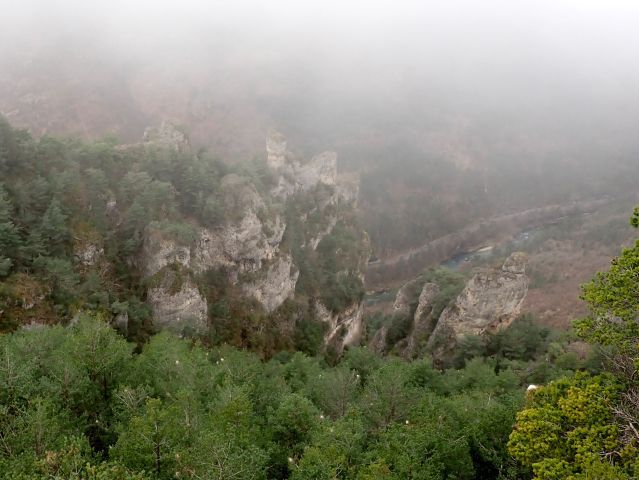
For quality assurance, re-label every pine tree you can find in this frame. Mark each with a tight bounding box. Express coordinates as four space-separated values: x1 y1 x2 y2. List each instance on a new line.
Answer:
39 198 69 256
19 229 47 265
0 185 20 275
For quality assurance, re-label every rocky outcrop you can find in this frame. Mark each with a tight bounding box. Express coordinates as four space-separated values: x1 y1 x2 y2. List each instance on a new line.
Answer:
74 244 104 267
369 325 388 354
142 227 191 278
143 121 190 152
138 127 367 347
266 130 337 200
336 173 360 206
242 255 299 313
193 175 286 277
73 228 105 267
315 301 365 353
297 152 337 190
266 130 287 169
427 252 529 362
113 311 129 336
372 280 440 358
147 274 208 335
405 282 440 358
392 278 423 318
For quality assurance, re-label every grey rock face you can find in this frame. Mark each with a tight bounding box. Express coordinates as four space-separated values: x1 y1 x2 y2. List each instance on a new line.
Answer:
375 280 439 358
74 243 104 266
147 274 208 335
266 130 287 169
369 325 388 354
336 173 360 206
315 301 365 353
296 152 337 190
405 282 440 357
242 255 299 313
265 132 338 201
428 252 529 361
413 283 440 327
143 121 190 152
142 228 191 278
137 126 366 344
392 278 424 318
392 285 412 318
113 311 129 336
140 173 294 321
193 174 286 277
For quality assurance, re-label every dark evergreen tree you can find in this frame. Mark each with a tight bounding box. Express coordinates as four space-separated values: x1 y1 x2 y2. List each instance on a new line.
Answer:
0 185 20 276
39 199 69 256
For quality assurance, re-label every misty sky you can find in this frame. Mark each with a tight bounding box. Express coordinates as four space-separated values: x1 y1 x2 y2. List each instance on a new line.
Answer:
2 0 639 155
5 1 638 89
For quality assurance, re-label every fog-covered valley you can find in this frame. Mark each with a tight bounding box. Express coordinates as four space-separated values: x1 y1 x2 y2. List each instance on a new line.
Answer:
2 1 639 479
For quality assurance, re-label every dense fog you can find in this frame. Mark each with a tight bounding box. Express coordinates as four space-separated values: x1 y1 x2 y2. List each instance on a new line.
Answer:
2 0 639 253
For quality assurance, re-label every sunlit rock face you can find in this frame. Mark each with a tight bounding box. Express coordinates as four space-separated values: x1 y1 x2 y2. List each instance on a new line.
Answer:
428 252 529 362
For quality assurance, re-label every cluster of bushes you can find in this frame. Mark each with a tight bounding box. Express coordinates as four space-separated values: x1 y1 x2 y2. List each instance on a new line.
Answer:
1 314 539 480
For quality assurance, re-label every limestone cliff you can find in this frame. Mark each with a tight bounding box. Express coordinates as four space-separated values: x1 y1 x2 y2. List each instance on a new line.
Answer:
315 300 365 353
266 131 337 200
241 255 299 313
192 174 286 278
373 279 440 358
405 282 440 358
136 127 367 352
143 121 190 152
146 270 208 335
427 252 529 361
392 278 423 318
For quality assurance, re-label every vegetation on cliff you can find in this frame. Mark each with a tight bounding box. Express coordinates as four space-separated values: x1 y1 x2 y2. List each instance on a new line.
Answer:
4 110 639 478
0 116 366 357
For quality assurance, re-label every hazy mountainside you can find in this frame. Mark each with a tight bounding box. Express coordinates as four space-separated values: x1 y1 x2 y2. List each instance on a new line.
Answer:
5 2 639 478
3 27 639 265
0 116 369 357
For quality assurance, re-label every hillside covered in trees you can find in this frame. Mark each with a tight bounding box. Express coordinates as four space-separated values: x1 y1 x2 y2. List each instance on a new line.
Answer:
2 113 639 479
2 221 639 479
0 115 371 359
